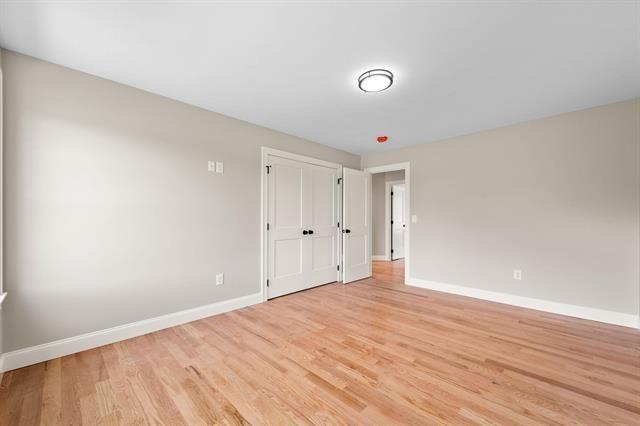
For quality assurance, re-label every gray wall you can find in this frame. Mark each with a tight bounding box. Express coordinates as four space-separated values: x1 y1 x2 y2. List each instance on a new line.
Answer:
0 48 3 358
363 99 640 316
2 49 638 354
1 50 359 352
372 171 404 256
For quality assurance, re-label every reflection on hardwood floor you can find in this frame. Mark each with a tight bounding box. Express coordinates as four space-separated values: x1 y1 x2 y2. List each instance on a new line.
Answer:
1 260 639 424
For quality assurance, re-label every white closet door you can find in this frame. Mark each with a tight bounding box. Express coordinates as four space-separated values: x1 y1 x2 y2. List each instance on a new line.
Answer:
342 168 371 283
392 185 405 260
267 155 339 299
267 156 310 299
308 163 340 286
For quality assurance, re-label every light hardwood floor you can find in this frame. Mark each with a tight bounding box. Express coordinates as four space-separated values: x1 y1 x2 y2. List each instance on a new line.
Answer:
1 260 639 424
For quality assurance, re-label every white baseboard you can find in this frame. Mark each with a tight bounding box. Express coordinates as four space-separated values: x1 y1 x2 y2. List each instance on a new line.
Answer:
372 255 389 261
406 276 639 329
0 292 262 373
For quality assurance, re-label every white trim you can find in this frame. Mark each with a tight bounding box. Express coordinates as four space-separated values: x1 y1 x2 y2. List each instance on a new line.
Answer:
366 163 410 174
385 180 404 261
372 255 389 261
260 147 343 301
0 292 262 372
261 147 342 170
406 276 640 329
365 162 411 283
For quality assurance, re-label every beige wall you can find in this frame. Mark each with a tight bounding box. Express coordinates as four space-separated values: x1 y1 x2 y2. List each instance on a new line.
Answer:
1 50 359 352
363 99 640 316
372 171 404 256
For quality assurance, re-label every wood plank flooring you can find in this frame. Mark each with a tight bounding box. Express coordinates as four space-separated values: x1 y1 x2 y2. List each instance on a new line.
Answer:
1 259 639 424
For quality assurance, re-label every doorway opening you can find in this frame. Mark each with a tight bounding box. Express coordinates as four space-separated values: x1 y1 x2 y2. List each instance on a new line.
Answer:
365 162 410 284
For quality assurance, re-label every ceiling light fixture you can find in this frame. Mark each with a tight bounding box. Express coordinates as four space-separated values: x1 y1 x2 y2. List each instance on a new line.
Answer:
358 69 393 92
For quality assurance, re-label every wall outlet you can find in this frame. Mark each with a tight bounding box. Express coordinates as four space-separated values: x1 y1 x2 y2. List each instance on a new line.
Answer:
411 215 418 223
215 161 224 174
208 161 216 172
513 269 522 280
216 273 224 286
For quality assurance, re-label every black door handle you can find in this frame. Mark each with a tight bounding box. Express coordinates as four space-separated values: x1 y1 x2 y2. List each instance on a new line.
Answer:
343 229 351 233
308 230 314 235
302 230 308 235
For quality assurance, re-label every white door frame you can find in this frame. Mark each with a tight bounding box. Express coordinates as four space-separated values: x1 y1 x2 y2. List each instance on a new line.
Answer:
385 180 405 261
260 147 343 302
364 162 411 282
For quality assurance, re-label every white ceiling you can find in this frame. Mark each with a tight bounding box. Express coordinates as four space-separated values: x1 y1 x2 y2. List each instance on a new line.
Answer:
1 1 638 155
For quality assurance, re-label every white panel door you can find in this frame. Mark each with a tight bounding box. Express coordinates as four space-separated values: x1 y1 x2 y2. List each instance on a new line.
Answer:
342 168 371 283
267 156 309 299
308 163 340 286
267 155 339 299
392 184 405 260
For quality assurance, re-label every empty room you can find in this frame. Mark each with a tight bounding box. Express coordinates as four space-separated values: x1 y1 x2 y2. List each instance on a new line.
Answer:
0 1 639 424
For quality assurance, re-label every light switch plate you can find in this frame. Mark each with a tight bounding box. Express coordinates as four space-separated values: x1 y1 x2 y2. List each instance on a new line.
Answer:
215 161 224 174
216 273 224 286
208 161 216 172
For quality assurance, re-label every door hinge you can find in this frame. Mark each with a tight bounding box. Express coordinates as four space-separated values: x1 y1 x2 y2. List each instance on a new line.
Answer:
391 220 394 224
337 178 342 184
337 265 340 271
267 223 270 231
337 221 340 228
266 165 271 174
391 249 394 253
391 191 394 196
267 279 270 287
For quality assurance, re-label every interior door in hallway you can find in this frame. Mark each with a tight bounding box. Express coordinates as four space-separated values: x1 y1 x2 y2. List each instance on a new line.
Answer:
391 184 405 260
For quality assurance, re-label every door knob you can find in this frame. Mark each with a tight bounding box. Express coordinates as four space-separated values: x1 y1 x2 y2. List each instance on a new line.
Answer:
302 230 308 235
343 229 351 233
308 230 314 235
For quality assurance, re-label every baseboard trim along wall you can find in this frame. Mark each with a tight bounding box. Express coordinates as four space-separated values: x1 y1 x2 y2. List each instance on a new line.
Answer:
0 292 262 372
406 276 639 329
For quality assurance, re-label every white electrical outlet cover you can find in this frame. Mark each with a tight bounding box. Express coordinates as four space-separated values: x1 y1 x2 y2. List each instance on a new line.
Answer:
216 161 224 174
411 215 418 223
216 273 224 285
208 161 216 172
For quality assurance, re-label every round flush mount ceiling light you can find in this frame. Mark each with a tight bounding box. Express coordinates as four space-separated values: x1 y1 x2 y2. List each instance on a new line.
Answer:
358 69 393 92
